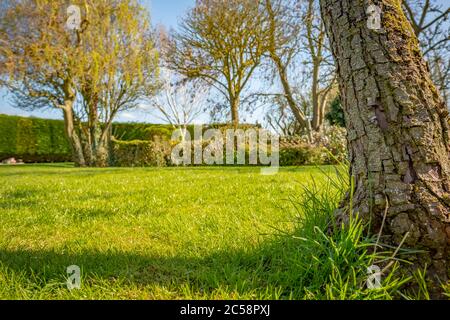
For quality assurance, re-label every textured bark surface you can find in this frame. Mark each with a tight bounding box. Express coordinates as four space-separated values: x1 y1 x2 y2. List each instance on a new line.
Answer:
319 0 450 291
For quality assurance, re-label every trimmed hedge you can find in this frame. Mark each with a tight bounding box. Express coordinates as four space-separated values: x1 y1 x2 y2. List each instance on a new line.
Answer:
0 114 348 166
112 123 260 142
0 115 177 163
0 114 265 163
325 96 346 127
112 123 174 141
0 114 72 162
279 145 331 166
111 138 171 167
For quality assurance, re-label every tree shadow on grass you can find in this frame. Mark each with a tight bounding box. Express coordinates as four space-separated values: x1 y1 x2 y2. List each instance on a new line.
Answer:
0 234 304 299
0 189 40 210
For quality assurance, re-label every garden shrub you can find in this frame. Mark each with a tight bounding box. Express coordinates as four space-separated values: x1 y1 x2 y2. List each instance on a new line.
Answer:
111 138 171 167
314 126 348 163
280 144 330 166
325 95 345 127
279 126 348 166
167 126 346 167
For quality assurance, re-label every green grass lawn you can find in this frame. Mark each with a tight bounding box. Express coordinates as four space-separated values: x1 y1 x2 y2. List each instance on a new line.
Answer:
0 164 337 300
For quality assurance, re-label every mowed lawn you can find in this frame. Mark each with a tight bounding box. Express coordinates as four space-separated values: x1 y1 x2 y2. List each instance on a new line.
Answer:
0 164 335 300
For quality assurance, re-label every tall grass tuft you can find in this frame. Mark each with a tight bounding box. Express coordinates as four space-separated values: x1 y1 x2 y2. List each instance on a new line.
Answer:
264 163 438 300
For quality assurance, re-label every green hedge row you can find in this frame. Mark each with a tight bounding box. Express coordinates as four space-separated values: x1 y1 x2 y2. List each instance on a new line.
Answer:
111 140 347 168
0 114 347 166
0 114 264 163
0 115 178 163
111 138 171 167
111 123 260 141
0 114 72 162
112 123 174 141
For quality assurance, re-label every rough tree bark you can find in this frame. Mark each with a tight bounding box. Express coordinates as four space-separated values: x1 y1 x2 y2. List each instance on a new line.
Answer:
319 0 450 294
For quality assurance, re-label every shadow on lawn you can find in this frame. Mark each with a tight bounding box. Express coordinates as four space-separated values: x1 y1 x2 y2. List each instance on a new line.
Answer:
0 189 41 210
0 235 302 298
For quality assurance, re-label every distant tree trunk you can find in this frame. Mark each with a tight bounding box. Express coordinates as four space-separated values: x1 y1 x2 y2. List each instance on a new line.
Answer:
95 122 113 168
318 92 330 129
320 0 450 294
63 101 86 167
311 57 322 131
231 95 240 129
264 0 313 139
273 53 313 139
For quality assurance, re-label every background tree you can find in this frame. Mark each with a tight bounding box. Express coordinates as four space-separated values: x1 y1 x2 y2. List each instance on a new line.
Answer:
75 0 159 166
0 0 158 167
402 0 450 104
144 68 208 138
320 0 450 295
263 0 312 136
265 95 303 136
0 0 88 165
262 0 335 138
165 0 268 129
301 0 336 132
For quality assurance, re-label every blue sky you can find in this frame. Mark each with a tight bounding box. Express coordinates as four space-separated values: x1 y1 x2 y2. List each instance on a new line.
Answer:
146 0 194 28
0 0 448 124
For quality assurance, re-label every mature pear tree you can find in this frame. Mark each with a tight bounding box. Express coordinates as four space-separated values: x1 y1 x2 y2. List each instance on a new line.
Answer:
319 0 450 294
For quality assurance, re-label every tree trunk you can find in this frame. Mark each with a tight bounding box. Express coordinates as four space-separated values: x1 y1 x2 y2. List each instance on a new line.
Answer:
231 95 240 130
94 123 113 168
275 55 314 140
265 0 313 140
319 92 329 129
320 0 450 294
63 101 86 167
311 57 322 132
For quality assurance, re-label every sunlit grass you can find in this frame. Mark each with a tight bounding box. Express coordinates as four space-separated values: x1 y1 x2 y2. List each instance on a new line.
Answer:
0 164 442 300
0 164 333 299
